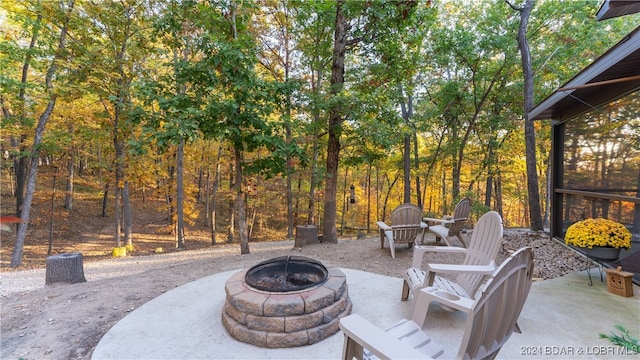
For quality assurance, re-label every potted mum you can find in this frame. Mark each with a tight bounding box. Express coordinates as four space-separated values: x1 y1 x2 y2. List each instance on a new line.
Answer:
565 218 632 260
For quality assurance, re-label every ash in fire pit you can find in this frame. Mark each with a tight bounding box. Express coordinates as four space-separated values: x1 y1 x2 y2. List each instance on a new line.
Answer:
244 255 328 292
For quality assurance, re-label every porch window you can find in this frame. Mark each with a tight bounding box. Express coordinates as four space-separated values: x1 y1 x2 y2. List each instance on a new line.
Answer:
552 89 640 238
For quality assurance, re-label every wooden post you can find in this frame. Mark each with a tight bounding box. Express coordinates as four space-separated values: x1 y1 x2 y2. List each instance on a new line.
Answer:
45 253 87 285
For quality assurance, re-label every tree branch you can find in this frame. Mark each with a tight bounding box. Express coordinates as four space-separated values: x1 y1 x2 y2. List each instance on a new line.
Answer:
505 0 523 12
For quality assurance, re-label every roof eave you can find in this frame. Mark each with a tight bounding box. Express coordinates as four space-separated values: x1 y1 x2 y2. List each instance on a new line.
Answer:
597 0 640 20
529 26 640 121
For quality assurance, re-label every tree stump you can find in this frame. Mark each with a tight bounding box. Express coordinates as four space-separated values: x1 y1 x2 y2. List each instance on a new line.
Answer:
295 225 318 247
46 253 87 285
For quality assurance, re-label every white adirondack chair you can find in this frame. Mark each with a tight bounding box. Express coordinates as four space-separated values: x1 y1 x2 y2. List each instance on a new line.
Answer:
422 197 472 247
376 203 428 259
340 247 534 360
401 211 503 318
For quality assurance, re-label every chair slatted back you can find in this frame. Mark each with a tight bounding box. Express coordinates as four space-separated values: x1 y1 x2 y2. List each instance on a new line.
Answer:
459 247 534 360
455 211 503 296
390 204 423 243
446 197 472 236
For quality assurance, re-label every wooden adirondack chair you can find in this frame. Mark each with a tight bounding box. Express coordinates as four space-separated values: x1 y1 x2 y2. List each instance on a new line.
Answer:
401 211 503 317
422 197 472 247
340 247 534 360
376 203 428 259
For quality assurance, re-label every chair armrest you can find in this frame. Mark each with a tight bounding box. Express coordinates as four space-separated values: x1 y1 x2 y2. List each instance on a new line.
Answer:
420 221 429 229
411 245 467 268
339 315 429 360
426 263 496 276
422 263 496 291
376 221 391 231
422 217 454 225
418 286 475 312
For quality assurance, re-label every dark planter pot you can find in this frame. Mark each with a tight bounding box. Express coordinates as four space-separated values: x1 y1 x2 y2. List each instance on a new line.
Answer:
582 246 621 261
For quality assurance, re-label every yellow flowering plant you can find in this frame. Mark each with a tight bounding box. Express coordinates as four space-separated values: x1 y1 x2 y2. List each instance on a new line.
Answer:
564 218 632 249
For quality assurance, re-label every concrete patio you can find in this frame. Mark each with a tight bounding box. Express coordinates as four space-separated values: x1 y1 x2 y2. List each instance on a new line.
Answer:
92 266 639 359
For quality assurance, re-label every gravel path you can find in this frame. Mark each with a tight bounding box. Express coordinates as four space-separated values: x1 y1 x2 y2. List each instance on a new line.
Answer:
1 241 293 295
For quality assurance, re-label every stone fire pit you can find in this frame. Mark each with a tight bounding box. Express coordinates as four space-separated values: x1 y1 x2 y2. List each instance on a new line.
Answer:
222 256 351 348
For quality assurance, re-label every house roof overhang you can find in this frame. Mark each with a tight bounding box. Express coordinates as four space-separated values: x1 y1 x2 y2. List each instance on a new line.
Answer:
529 25 640 123
597 0 640 20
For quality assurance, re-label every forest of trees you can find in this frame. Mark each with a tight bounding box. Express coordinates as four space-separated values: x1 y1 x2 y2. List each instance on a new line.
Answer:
1 0 638 267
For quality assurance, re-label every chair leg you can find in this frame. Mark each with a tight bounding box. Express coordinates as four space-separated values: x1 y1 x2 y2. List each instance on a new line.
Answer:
441 236 454 247
409 291 431 328
401 280 410 301
456 234 467 247
343 335 364 360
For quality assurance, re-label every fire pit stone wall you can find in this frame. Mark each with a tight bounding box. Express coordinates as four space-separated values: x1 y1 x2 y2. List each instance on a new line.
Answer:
222 266 351 348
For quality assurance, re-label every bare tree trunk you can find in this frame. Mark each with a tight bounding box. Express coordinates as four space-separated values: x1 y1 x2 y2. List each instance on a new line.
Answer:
64 149 74 210
340 168 348 236
227 151 235 244
399 84 412 204
295 175 302 225
234 147 249 254
2 155 16 197
508 0 543 230
380 171 401 223
485 175 493 209
205 170 210 221
78 155 85 177
413 131 422 208
495 172 504 219
485 145 495 209
452 147 461 203
376 167 381 220
11 3 74 268
307 136 319 225
2 15 42 221
48 173 56 255
197 150 205 204
113 121 124 248
248 207 256 238
102 186 108 217
366 164 371 233
114 178 122 248
14 141 28 218
286 134 293 238
166 156 175 227
307 67 323 226
323 0 347 244
210 144 222 245
176 138 186 249
123 181 132 248
284 41 294 240
441 170 448 213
